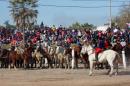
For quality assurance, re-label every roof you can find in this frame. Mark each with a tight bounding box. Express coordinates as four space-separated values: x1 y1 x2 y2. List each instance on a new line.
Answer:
96 25 109 32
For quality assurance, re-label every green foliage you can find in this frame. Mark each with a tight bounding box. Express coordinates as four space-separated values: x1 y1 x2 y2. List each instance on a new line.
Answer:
69 22 95 30
9 0 38 30
112 2 130 29
81 23 95 30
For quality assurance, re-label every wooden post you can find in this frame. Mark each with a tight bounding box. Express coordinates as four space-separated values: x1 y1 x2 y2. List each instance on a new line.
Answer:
122 50 127 69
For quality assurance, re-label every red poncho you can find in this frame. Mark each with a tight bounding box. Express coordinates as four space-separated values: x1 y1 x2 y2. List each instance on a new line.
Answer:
95 48 103 54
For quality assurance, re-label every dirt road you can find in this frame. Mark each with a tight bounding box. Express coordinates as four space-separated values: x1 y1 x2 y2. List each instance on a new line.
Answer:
0 67 130 86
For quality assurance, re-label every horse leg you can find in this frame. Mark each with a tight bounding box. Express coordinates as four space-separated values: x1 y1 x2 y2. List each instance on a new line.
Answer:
14 64 17 70
61 59 64 68
30 58 34 68
44 58 48 68
107 68 111 75
115 62 118 76
80 54 87 69
13 60 17 70
75 58 78 69
82 57 88 69
71 57 75 69
64 56 69 69
89 61 93 76
24 59 27 69
8 63 11 70
64 56 67 69
68 56 71 69
108 61 114 77
54 57 57 68
40 58 43 68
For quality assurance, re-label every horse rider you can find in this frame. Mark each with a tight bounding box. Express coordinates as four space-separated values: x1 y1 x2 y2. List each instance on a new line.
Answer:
95 38 104 63
10 38 17 50
112 40 123 54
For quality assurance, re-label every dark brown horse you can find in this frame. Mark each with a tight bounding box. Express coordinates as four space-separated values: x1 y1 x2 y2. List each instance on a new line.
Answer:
0 48 10 68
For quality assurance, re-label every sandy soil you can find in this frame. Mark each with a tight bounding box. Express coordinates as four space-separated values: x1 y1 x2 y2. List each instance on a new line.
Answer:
0 67 130 86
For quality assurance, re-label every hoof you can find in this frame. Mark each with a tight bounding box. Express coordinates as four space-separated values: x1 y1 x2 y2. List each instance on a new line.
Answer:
115 72 118 76
109 74 112 77
89 73 92 76
14 68 17 70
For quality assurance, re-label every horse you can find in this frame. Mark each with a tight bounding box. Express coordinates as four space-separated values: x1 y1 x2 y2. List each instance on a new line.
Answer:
81 42 122 76
80 44 89 68
32 46 42 68
70 44 82 69
8 46 23 70
32 45 51 68
63 48 72 69
22 46 34 68
53 45 65 68
48 45 56 67
14 46 24 67
0 48 10 68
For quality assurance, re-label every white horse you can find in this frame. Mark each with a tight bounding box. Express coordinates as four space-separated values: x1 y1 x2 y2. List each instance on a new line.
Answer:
81 42 122 76
55 46 65 68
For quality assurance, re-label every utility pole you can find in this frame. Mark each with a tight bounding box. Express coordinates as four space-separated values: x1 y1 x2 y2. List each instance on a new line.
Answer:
109 0 112 28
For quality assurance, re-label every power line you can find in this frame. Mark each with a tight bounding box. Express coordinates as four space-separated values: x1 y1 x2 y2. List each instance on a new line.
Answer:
1 0 130 9
73 0 129 1
39 4 130 9
72 0 130 2
0 0 130 2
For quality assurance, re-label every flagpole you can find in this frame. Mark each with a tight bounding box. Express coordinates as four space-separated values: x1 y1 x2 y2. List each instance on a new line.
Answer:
109 0 112 28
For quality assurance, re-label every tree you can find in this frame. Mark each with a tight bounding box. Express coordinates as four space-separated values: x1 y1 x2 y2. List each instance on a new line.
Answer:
81 23 95 30
69 22 81 29
4 20 16 29
9 0 38 46
69 22 95 30
112 2 130 29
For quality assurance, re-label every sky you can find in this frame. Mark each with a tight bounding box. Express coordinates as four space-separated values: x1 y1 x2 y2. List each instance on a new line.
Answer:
0 0 129 27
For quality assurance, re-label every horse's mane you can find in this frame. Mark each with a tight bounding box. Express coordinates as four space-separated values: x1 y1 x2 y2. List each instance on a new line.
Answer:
25 46 34 53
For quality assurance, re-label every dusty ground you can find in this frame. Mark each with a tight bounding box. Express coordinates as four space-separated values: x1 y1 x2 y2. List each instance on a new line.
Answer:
0 67 130 86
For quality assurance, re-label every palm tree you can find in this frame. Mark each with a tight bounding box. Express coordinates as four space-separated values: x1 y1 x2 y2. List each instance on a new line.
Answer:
9 0 38 47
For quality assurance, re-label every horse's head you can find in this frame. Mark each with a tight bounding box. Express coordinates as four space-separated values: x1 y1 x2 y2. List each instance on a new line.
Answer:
49 46 55 55
81 42 93 55
81 45 87 55
84 41 91 46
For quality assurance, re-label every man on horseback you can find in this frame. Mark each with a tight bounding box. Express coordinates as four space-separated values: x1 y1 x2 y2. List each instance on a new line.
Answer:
95 38 104 63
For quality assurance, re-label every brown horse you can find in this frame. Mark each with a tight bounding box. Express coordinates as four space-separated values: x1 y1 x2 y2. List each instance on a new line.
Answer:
71 43 89 69
22 46 34 68
8 46 23 70
71 44 82 69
